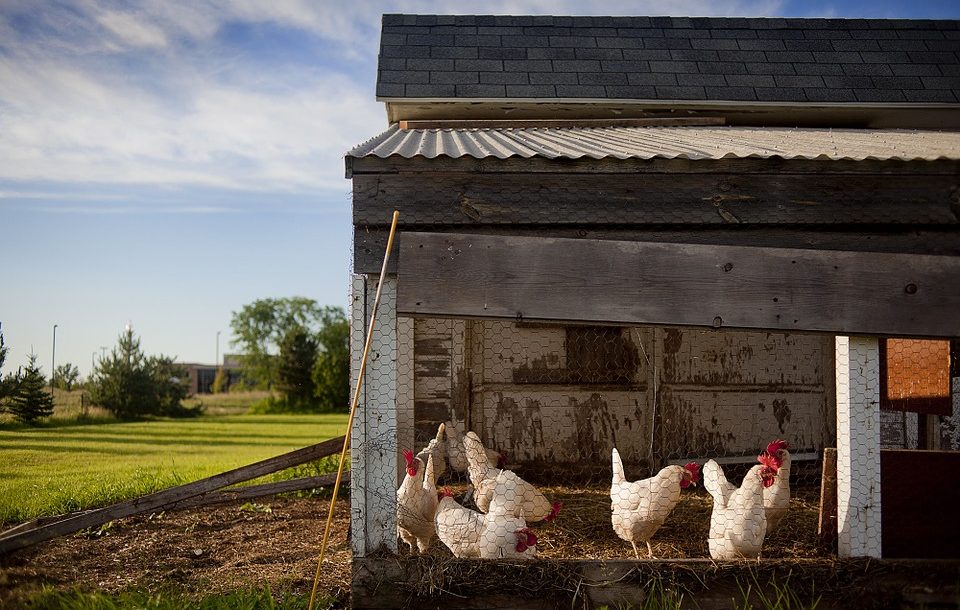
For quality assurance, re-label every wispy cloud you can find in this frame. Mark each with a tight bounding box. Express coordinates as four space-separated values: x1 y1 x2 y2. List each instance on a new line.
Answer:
0 0 790 204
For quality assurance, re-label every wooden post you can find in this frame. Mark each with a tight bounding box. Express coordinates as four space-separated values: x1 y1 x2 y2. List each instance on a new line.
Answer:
818 447 838 550
835 335 882 558
350 274 399 556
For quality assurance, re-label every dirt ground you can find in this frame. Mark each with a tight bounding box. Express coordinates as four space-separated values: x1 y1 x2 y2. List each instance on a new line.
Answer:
0 485 825 608
0 497 353 608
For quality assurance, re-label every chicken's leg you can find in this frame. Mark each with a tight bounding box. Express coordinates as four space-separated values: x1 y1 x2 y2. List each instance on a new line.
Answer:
630 541 640 559
646 541 656 559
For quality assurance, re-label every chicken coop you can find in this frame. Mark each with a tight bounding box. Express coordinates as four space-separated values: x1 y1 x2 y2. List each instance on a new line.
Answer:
346 14 960 609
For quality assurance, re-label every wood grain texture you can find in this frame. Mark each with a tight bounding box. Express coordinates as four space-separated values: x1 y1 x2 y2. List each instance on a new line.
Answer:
354 226 960 274
397 232 960 338
353 172 960 226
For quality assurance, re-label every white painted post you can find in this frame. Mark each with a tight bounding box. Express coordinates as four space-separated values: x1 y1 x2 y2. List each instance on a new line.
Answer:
835 335 882 558
396 316 415 482
350 274 399 556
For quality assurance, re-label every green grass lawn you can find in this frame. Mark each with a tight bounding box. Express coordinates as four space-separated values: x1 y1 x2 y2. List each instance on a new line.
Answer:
0 413 349 525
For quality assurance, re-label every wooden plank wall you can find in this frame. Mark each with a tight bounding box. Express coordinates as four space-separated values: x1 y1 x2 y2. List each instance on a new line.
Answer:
351 157 960 276
408 317 835 474
397 232 960 338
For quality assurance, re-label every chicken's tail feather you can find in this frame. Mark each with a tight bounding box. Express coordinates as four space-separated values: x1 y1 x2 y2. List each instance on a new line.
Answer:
611 448 626 486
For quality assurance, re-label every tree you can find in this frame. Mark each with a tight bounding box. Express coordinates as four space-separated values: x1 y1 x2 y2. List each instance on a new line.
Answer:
276 326 318 406
313 309 350 412
0 327 16 414
53 363 81 390
87 327 195 419
7 353 55 424
230 297 325 389
211 367 228 394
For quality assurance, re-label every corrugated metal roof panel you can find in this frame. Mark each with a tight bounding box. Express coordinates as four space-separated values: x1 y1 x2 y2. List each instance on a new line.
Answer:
346 125 960 162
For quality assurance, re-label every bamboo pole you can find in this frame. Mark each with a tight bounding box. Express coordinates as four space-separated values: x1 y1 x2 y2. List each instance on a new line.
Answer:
308 210 400 610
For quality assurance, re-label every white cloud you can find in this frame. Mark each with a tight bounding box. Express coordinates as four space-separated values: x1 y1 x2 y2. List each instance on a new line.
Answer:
0 0 790 202
97 9 168 48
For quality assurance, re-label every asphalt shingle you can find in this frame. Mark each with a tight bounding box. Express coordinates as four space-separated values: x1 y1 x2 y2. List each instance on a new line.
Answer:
377 14 960 103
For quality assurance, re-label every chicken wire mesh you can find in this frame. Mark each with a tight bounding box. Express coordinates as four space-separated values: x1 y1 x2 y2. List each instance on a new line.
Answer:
354 284 956 561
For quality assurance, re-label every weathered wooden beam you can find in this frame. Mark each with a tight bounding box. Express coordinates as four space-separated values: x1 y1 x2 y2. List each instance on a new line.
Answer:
352 556 960 610
354 226 960 274
0 436 345 555
397 232 960 338
353 172 959 226
818 447 838 551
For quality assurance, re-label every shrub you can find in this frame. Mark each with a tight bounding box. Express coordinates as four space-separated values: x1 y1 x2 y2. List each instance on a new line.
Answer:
6 353 55 424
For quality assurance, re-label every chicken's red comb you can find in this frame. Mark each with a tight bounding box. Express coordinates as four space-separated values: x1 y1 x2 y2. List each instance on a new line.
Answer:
402 449 414 464
758 452 780 471
766 439 789 455
684 462 701 482
525 530 537 547
439 487 454 498
545 501 562 522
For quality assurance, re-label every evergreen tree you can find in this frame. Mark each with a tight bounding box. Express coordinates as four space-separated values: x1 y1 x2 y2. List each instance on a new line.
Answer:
7 353 55 424
276 326 318 407
0 327 13 413
88 327 194 419
0 327 8 403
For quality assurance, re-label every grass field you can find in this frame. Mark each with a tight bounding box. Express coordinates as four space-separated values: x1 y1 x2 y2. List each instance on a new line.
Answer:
0 411 349 525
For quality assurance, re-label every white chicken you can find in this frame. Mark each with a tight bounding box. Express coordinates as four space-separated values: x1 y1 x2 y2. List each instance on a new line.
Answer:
703 460 777 560
479 470 538 559
434 489 483 558
415 422 447 482
434 474 538 560
396 450 438 555
463 431 560 522
445 420 501 473
760 439 791 533
610 448 700 559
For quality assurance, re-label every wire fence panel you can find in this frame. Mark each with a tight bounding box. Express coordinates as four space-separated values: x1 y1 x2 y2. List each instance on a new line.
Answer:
371 308 960 561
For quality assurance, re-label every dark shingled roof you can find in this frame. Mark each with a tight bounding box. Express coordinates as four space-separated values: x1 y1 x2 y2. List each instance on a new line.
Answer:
377 15 960 104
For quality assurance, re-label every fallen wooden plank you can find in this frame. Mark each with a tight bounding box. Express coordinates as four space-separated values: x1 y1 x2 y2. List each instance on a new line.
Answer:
163 472 348 511
0 435 345 555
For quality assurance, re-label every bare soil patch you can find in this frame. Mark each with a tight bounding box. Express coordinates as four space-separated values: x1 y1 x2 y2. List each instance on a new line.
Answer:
0 497 352 608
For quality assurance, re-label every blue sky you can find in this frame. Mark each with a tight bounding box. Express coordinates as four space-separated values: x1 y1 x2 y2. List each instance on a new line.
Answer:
1 1 958 378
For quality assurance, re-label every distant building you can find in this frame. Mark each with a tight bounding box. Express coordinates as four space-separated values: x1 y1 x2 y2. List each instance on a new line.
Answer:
180 354 244 394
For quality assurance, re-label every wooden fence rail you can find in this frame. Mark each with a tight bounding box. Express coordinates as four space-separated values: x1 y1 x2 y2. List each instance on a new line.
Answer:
0 435 346 555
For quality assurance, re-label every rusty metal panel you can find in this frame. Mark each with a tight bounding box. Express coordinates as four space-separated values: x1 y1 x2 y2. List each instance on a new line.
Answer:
881 338 952 416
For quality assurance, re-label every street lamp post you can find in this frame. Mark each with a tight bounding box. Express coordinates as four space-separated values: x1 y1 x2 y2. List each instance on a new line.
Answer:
51 324 58 389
